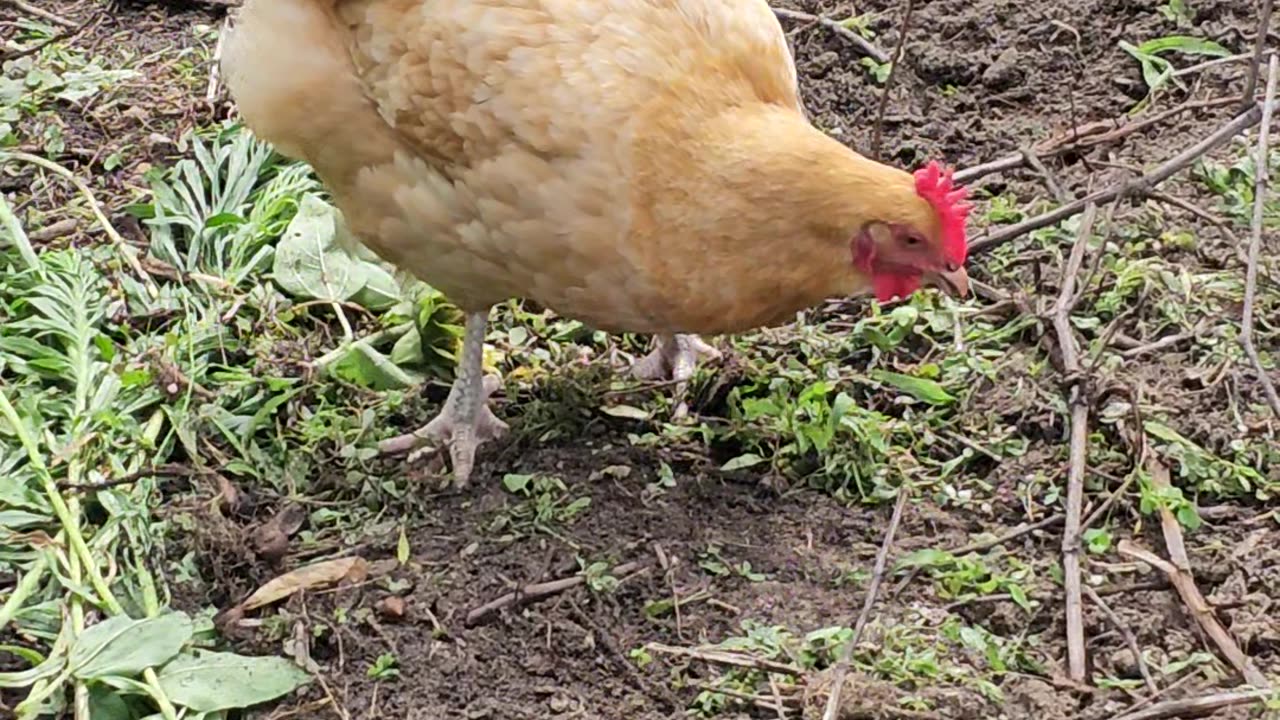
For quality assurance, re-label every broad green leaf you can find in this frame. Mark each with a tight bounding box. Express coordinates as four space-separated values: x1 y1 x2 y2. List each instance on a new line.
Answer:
389 326 425 366
895 548 954 569
70 612 193 680
156 651 311 712
330 343 423 390
502 473 533 494
87 684 139 720
720 454 767 472
600 404 650 421
869 370 956 405
351 264 401 310
272 194 365 302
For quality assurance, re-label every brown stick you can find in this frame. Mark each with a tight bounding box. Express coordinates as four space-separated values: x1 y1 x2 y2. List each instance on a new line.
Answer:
646 643 804 676
1083 585 1158 694
1052 204 1098 683
968 100 1276 255
1112 688 1273 720
954 96 1240 185
770 8 890 64
0 0 77 27
821 486 911 720
464 560 645 625
1143 461 1270 687
869 0 916 161
1242 0 1276 107
1240 56 1280 418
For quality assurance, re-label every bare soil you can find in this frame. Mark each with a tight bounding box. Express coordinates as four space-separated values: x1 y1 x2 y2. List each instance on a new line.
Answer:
10 0 1277 719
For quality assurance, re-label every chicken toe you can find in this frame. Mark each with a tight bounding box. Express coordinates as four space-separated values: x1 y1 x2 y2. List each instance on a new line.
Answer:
631 334 722 383
378 311 507 487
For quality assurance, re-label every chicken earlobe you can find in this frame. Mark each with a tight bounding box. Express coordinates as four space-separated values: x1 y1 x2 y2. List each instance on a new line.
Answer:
631 334 723 384
378 311 507 487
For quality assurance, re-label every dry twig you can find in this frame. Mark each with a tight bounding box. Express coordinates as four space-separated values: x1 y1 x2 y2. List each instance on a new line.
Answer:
821 486 911 720
1111 688 1273 720
1240 55 1280 418
646 643 804 676
1242 0 1276 106
1140 461 1269 687
1 151 156 296
969 100 1277 255
1082 585 1158 694
771 8 889 64
1050 203 1099 683
869 0 917 160
956 96 1240 184
1 0 77 27
465 560 646 625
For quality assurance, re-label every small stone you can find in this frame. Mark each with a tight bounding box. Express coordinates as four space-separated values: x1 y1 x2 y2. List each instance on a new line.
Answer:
982 47 1022 90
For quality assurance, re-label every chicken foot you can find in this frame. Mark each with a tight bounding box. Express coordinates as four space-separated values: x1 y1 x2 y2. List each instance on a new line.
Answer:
630 334 722 383
378 310 507 487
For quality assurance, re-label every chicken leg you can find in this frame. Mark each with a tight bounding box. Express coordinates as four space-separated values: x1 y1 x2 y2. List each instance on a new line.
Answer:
378 310 507 487
630 334 722 382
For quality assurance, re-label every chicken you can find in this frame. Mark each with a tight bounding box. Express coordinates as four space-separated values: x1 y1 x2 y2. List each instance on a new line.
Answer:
222 0 972 486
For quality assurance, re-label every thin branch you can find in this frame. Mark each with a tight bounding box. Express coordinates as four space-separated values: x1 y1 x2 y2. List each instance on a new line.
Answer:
969 100 1276 255
646 643 805 676
1241 0 1276 106
1112 688 1273 720
0 151 156 296
0 0 77 27
1051 203 1099 683
464 560 646 626
1144 461 1269 687
1083 585 1158 694
821 486 911 720
771 8 889 64
955 96 1241 185
869 0 917 161
1240 55 1280 418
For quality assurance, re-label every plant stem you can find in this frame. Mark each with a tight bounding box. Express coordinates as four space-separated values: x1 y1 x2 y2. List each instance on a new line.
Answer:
0 553 48 633
0 388 123 615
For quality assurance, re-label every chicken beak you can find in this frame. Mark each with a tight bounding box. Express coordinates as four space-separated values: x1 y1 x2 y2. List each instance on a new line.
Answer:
925 265 970 298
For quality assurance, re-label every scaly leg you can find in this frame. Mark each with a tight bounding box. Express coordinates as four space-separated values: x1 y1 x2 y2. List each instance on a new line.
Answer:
630 334 722 382
378 310 507 487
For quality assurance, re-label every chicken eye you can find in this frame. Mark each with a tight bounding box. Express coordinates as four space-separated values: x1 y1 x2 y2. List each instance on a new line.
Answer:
903 234 923 246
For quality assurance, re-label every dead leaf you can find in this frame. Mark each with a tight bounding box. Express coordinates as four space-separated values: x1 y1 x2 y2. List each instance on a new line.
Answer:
240 556 369 612
376 596 407 621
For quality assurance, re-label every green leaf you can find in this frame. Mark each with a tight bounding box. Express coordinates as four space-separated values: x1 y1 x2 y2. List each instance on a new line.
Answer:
600 404 650 421
720 453 767 472
869 370 956 405
272 194 366 302
388 326 425 367
396 526 410 565
329 343 423 390
1136 35 1230 58
156 650 311 712
70 612 193 680
502 473 533 494
351 264 401 311
895 548 954 569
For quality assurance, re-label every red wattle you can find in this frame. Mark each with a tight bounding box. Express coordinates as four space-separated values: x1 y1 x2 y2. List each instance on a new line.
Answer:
872 273 922 302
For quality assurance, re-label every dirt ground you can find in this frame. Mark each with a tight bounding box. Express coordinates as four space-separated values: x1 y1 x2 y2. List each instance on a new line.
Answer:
7 0 1278 718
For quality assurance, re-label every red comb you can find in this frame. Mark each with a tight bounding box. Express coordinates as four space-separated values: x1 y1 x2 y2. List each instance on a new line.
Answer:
913 161 971 266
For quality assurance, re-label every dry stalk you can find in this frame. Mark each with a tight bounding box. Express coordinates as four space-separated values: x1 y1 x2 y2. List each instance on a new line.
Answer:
1112 688 1274 720
821 486 911 720
1142 461 1269 687
771 8 889 64
870 0 917 160
1240 55 1280 418
1242 0 1276 105
464 560 646 625
968 99 1277 255
1050 203 1099 682
1082 585 1158 694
